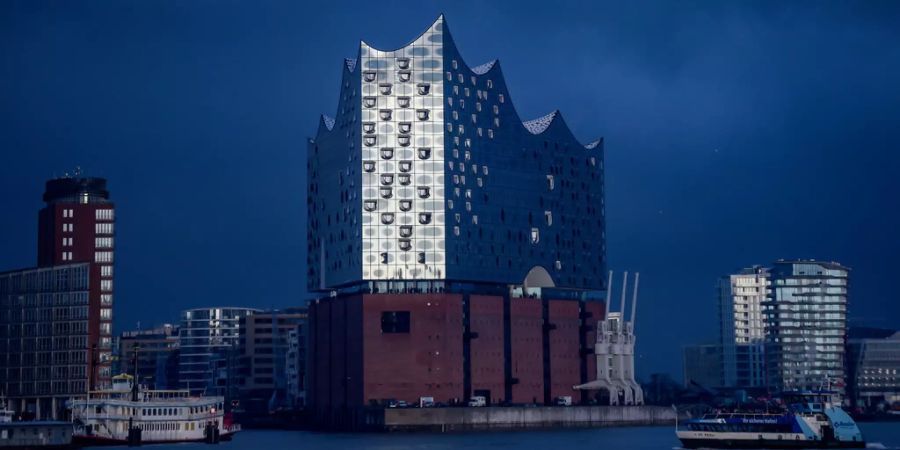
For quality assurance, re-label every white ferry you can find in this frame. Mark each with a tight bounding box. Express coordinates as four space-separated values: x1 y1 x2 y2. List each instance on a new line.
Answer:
68 374 240 445
676 391 864 449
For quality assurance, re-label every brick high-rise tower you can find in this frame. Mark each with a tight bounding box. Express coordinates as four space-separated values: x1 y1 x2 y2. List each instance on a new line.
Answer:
37 176 115 389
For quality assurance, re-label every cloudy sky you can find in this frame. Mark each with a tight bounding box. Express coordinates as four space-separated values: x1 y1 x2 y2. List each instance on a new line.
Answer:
2 0 898 378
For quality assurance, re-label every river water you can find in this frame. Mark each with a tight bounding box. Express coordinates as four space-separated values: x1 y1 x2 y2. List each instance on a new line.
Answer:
87 422 899 449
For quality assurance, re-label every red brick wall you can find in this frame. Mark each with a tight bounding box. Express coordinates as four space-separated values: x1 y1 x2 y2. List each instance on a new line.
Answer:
361 294 464 405
548 299 581 401
469 295 504 404
509 297 543 404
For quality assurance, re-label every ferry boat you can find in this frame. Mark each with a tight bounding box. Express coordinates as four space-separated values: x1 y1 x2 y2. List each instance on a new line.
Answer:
68 374 240 446
676 391 865 449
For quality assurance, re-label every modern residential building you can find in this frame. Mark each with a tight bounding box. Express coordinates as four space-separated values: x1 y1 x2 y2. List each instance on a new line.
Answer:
682 343 723 389
0 175 116 419
237 308 308 415
119 324 180 390
307 16 607 426
718 266 768 388
285 325 307 409
178 307 259 397
0 264 92 419
764 260 849 393
846 327 900 410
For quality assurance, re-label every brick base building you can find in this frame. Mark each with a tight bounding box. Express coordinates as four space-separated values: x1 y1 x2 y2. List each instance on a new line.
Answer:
309 290 604 428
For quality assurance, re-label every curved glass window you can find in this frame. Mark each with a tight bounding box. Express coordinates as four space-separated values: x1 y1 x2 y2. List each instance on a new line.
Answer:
381 213 395 225
380 187 393 199
381 174 394 185
397 97 411 108
379 83 392 95
399 225 413 237
398 135 411 147
398 70 411 82
363 97 376 108
363 122 376 134
396 58 410 70
418 212 432 224
417 186 431 198
416 109 429 121
363 71 376 82
363 200 377 212
364 136 376 146
417 148 432 159
417 83 431 95
380 148 394 159
398 122 412 134
363 161 376 172
398 161 412 173
398 239 412 251
379 109 392 121
398 174 411 185
399 200 412 211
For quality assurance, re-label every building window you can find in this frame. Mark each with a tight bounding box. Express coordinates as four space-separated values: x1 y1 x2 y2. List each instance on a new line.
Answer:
399 122 412 134
380 213 395 225
398 173 411 185
547 174 555 190
363 97 376 108
101 279 113 292
416 109 429 121
418 213 432 224
397 96 411 108
380 187 393 199
472 215 479 225
398 135 411 147
379 83 392 95
399 161 412 173
363 71 376 82
545 211 553 226
379 110 392 121
417 186 431 198
397 58 410 70
453 226 460 236
96 237 113 248
381 311 411 333
417 148 432 159
417 252 426 264
101 294 113 305
397 71 411 82
487 79 493 89
95 251 113 263
399 225 413 238
399 200 412 211
488 129 494 139
398 239 412 251
499 94 504 103
364 200 377 212
452 60 458 70
416 84 431 95
363 161 376 172
531 228 540 244
363 122 376 134
380 148 394 159
364 136 377 146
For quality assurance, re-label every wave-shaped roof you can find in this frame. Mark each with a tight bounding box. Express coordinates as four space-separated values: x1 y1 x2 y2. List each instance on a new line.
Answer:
522 111 559 135
322 115 335 131
471 60 497 75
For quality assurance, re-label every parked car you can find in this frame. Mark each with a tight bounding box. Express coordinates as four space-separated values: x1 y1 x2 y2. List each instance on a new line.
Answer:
468 396 486 407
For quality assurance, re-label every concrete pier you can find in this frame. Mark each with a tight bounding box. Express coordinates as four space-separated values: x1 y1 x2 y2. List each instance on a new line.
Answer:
362 405 680 432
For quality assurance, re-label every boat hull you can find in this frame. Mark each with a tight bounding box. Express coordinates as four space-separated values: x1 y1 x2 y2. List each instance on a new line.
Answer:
678 437 866 449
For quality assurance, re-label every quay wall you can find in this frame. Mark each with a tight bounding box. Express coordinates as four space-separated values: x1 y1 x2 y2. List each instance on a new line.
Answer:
370 405 680 432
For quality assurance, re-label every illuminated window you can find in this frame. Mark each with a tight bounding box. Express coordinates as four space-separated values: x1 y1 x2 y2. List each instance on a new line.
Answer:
399 200 412 211
530 228 540 244
379 109 392 120
379 83 392 95
418 213 432 224
398 161 412 173
399 225 413 237
397 97 411 108
398 239 412 251
416 109 429 120
363 122 376 134
364 200 377 212
363 97 376 108
417 148 432 159
398 135 411 147
397 71 411 82
417 186 431 198
398 173 411 185
380 187 393 199
381 213 395 225
397 58 410 69
363 71 376 82
380 174 394 185
363 161 376 172
380 148 394 159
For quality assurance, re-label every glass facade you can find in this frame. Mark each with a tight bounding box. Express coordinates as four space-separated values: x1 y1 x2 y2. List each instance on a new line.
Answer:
718 266 768 388
177 307 259 396
308 15 607 293
764 260 849 392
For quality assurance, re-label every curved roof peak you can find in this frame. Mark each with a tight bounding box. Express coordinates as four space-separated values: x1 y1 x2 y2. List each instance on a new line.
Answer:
471 60 497 75
585 138 603 150
321 114 335 131
360 14 444 53
522 110 560 135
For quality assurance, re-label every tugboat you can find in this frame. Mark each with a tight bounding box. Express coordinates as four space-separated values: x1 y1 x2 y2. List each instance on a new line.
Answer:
676 391 865 449
68 374 240 445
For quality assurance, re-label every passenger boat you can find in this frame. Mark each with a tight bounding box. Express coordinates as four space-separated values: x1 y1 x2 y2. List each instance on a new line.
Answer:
676 391 865 449
68 374 240 445
0 397 74 448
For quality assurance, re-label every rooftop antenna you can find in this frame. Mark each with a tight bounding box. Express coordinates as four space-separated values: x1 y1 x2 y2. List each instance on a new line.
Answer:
630 272 640 324
619 271 629 315
604 270 613 317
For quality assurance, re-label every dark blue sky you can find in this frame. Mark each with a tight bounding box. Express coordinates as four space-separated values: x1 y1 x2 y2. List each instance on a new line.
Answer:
2 1 899 379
